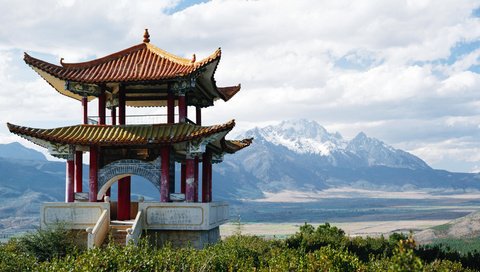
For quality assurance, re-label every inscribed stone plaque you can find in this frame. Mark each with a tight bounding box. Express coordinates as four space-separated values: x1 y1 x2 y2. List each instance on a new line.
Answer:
146 206 203 226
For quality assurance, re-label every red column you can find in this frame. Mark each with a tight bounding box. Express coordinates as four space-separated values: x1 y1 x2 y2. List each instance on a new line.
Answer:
167 91 174 124
181 163 186 194
185 156 195 202
66 159 74 202
116 85 130 219
82 97 88 124
89 146 98 202
160 146 170 202
178 94 186 122
119 85 126 125
111 107 116 125
196 106 201 125
117 177 131 220
98 90 106 125
194 156 199 202
208 154 213 202
202 151 212 202
74 151 82 193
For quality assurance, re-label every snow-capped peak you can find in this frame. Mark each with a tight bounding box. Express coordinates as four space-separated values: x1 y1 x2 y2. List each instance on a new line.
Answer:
242 119 430 170
246 119 346 155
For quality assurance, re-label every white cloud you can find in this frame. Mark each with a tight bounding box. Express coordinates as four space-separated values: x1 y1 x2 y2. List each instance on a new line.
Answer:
0 0 479 172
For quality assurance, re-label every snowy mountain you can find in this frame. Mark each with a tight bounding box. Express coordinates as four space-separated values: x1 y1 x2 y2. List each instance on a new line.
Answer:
243 119 429 170
214 119 480 199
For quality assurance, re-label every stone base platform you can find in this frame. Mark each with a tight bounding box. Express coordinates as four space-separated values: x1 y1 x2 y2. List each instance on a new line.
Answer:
40 201 229 248
145 227 220 249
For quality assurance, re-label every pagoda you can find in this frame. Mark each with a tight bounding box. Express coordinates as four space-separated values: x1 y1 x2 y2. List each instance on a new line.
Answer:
7 29 251 248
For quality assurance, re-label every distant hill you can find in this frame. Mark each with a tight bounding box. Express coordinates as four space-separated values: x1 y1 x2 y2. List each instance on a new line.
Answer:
415 210 480 244
0 142 46 161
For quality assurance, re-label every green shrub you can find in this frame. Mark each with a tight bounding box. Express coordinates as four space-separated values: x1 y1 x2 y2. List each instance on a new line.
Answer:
1 223 477 271
16 224 77 262
0 239 37 272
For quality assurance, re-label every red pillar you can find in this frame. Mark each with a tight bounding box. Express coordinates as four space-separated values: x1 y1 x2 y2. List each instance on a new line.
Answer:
202 151 212 202
89 146 98 202
194 156 199 202
208 154 213 202
196 106 201 125
167 91 174 124
98 90 106 125
185 156 195 202
117 177 131 220
178 94 186 122
111 107 116 125
116 85 130 219
82 97 88 124
160 146 170 202
66 159 74 202
181 163 186 194
74 151 82 193
119 85 126 125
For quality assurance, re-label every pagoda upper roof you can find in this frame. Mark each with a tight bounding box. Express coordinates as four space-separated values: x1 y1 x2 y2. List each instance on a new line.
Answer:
24 43 220 84
23 30 241 107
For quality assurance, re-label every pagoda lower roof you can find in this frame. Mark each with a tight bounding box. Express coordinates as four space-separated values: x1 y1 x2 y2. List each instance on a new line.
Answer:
7 121 242 147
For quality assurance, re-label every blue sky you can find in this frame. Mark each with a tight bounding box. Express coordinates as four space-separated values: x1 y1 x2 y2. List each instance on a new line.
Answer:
0 0 479 173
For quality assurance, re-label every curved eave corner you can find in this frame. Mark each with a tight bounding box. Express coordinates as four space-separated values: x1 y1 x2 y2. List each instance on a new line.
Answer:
222 137 253 154
24 53 95 102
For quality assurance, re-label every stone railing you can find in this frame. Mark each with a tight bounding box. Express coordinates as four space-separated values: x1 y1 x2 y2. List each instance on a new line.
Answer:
139 202 229 231
88 114 171 125
126 211 144 245
86 209 110 249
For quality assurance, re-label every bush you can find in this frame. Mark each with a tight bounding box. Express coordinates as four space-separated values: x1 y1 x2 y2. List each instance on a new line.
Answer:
0 223 476 271
16 224 77 262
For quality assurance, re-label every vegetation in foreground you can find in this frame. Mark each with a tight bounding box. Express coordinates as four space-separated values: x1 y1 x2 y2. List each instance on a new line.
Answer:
1 223 479 271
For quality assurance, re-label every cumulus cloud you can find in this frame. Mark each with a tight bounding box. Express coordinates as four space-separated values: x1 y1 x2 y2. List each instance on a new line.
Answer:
0 0 479 171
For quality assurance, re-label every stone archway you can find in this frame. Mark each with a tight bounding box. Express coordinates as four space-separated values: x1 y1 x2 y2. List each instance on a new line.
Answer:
97 157 161 200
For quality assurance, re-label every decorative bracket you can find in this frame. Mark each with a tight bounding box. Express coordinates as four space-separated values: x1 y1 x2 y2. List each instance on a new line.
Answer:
48 144 74 160
106 96 119 109
65 81 101 97
172 77 196 96
212 153 224 163
186 132 223 156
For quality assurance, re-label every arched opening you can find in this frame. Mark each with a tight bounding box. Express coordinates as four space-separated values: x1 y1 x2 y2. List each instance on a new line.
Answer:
97 158 162 220
98 174 161 220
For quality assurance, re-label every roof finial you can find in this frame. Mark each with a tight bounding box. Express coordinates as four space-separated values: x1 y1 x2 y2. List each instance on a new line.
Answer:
143 29 150 43
191 54 196 63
